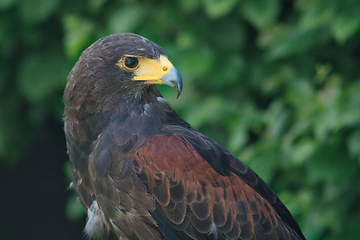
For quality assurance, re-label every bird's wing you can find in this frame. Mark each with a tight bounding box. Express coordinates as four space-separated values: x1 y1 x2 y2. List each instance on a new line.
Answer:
70 103 304 240
132 125 304 240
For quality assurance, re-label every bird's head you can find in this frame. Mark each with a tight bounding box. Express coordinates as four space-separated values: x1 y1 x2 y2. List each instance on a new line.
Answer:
64 33 182 117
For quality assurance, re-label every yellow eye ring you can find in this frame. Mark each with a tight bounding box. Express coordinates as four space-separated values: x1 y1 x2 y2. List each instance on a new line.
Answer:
123 57 139 70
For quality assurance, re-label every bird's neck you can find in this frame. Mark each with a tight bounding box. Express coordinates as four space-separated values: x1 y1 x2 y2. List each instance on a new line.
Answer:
77 87 169 139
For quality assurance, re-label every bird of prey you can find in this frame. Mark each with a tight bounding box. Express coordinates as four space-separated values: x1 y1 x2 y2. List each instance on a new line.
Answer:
64 33 306 240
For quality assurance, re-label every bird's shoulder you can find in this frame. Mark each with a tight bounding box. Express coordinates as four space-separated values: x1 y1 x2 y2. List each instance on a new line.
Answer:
66 96 304 240
133 120 304 240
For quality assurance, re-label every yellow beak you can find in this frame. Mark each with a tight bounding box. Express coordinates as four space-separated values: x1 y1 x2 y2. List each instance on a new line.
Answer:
132 55 183 97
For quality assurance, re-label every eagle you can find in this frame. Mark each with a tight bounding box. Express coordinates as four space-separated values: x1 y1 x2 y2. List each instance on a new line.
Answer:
64 33 306 240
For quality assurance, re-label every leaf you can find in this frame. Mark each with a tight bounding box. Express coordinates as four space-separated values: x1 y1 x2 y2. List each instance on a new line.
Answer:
212 20 246 50
331 1 360 43
263 100 289 141
0 0 17 10
202 0 238 19
178 0 201 12
297 0 335 30
228 124 247 153
240 0 280 29
185 96 229 128
107 4 144 34
308 144 355 182
348 129 360 158
87 0 107 13
18 50 68 103
174 46 215 81
264 27 331 60
18 0 59 24
335 81 360 129
292 138 317 165
212 54 246 87
63 14 95 59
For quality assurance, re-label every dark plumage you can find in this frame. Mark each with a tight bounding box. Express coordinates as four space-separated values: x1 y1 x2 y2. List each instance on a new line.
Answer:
64 33 306 240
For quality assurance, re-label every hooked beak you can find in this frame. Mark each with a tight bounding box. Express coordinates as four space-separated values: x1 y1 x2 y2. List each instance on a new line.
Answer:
126 55 183 98
160 65 182 98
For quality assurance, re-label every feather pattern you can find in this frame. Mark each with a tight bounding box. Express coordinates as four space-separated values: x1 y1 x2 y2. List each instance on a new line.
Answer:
64 33 306 240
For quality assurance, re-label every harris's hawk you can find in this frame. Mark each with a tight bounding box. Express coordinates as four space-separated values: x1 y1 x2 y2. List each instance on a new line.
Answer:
64 33 306 240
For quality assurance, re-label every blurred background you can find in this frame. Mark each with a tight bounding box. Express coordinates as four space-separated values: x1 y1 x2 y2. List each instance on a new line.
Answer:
1 0 360 239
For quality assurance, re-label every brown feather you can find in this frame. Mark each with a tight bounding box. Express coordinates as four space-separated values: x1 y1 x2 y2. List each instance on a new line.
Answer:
64 33 305 240
134 134 296 239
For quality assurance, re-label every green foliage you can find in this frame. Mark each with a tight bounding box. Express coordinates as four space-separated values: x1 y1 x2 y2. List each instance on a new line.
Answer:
1 0 360 239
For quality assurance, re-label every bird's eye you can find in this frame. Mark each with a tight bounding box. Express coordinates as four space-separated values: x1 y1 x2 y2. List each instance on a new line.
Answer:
123 57 139 69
